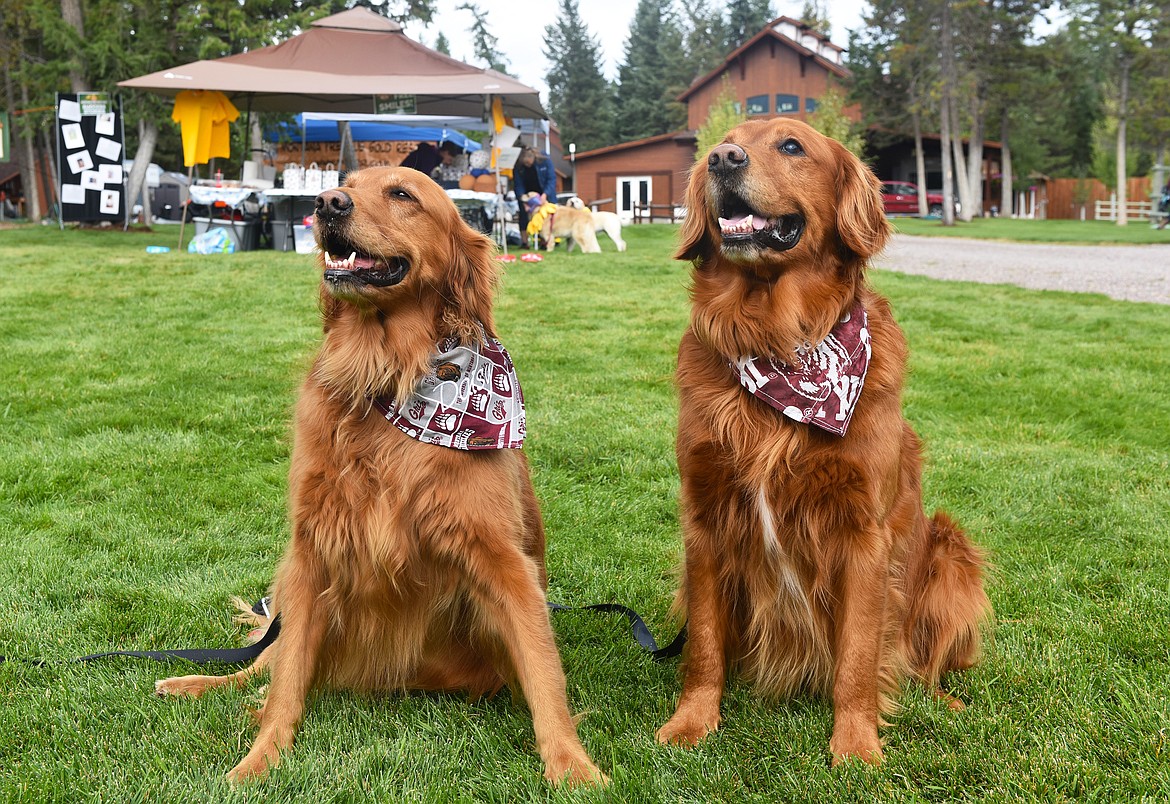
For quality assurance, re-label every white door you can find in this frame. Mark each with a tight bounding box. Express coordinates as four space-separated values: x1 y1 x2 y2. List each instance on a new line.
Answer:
618 176 652 222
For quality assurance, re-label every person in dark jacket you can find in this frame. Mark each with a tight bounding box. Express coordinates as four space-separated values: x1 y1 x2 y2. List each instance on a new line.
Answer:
401 142 441 176
513 146 558 236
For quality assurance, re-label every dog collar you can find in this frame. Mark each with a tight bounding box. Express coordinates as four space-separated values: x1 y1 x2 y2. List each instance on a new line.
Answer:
728 302 870 436
372 329 525 450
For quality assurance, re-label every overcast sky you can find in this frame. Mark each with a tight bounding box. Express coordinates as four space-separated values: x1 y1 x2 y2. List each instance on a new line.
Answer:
402 0 871 100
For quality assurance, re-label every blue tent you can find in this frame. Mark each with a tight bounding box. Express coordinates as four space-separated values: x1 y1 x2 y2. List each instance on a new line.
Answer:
270 115 481 150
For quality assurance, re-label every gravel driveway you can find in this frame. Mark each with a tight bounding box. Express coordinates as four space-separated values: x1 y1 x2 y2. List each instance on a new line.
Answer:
872 234 1170 305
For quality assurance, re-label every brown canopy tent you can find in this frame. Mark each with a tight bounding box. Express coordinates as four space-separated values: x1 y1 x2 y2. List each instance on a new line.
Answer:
117 7 546 120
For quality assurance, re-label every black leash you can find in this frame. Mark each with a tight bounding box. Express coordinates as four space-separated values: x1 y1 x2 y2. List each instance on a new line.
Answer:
547 602 687 662
0 599 281 668
0 598 684 666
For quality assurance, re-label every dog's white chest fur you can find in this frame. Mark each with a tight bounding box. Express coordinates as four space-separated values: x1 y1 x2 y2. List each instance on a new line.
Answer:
756 487 815 622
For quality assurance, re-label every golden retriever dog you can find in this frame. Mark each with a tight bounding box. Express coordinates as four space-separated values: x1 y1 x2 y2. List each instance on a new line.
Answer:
523 194 601 254
155 167 603 788
656 119 991 765
564 196 627 252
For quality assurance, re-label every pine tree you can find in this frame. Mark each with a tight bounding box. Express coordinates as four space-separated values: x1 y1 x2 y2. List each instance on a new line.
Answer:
798 1 831 36
434 31 450 56
543 0 613 152
680 1 732 84
457 1 510 75
725 0 774 51
612 0 687 141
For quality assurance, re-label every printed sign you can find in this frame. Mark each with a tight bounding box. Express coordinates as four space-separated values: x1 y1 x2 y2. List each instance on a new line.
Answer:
374 94 416 114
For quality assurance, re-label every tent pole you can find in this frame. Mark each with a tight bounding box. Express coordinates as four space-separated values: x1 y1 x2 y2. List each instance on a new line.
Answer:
177 163 193 250
243 96 252 180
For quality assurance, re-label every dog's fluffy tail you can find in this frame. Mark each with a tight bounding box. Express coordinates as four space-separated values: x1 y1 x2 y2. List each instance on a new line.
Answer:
905 511 992 687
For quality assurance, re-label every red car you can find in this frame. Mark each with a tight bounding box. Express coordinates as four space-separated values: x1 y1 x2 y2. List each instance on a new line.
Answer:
881 181 946 217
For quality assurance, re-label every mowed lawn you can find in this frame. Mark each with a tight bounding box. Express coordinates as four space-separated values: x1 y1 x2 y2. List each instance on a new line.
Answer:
0 222 1167 802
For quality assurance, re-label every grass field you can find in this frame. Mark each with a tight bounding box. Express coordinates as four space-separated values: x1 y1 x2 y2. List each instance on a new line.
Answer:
892 215 1170 244
1 222 1168 802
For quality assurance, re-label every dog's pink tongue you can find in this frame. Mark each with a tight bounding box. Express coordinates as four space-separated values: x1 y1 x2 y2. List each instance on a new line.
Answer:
353 255 379 271
718 214 771 233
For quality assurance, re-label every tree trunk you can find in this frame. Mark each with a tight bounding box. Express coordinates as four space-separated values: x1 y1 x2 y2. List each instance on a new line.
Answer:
951 100 972 222
939 1 956 227
338 122 359 172
15 79 41 220
966 93 984 218
913 109 928 216
61 0 87 92
127 119 160 225
1000 108 1013 217
1115 55 1129 227
40 127 60 212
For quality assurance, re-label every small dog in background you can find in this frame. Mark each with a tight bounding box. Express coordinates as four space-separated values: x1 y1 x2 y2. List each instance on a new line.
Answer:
156 167 604 788
564 196 627 252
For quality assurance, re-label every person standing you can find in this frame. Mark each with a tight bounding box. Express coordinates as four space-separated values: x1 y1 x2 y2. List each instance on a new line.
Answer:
513 146 558 236
1159 179 1170 229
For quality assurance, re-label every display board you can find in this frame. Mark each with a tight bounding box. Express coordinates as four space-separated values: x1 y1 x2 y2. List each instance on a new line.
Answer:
56 92 126 224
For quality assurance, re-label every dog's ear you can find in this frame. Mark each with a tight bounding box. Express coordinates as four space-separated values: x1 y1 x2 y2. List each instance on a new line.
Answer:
675 160 715 263
835 144 891 261
447 218 499 332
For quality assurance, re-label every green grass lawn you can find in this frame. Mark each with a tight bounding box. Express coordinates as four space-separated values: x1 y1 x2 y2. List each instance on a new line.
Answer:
1 223 1168 802
893 215 1170 244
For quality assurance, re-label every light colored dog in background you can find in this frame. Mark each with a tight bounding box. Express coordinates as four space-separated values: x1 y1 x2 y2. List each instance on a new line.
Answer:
565 197 627 252
523 193 602 254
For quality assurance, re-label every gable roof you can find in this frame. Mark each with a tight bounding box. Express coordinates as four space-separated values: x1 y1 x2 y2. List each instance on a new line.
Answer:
119 7 545 119
678 16 850 103
573 130 696 161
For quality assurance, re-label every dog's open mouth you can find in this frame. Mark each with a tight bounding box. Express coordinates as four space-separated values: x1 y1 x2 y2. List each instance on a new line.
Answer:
321 239 410 288
716 195 804 252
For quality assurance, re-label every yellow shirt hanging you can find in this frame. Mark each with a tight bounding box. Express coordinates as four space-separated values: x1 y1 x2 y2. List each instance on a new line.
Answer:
172 90 239 167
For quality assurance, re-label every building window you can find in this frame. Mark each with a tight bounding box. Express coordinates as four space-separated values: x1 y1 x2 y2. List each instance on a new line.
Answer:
805 97 818 114
746 95 769 115
775 94 799 115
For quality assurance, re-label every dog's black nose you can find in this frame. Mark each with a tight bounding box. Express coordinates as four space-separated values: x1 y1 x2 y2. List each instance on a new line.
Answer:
709 143 748 173
315 189 353 221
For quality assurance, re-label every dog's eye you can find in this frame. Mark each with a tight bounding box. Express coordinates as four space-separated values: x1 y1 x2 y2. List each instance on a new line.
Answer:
778 139 804 156
388 188 414 202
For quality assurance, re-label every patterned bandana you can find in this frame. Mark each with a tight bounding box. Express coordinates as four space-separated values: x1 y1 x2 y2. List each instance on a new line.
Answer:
729 302 870 436
372 330 525 450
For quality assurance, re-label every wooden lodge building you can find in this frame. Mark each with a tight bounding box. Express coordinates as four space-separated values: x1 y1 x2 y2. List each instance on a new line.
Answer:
569 16 1003 221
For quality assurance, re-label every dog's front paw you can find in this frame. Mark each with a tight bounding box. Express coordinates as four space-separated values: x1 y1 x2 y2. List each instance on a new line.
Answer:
226 744 280 784
155 675 211 698
544 752 607 788
656 709 719 747
829 731 883 767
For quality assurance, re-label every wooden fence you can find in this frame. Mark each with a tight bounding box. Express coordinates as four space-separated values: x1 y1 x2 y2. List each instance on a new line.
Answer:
1093 197 1166 223
1043 177 1153 220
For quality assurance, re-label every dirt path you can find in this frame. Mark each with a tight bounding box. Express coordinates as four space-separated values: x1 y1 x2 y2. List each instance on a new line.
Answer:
872 234 1170 305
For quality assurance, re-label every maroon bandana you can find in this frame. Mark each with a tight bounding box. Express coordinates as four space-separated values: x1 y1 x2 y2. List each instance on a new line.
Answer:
372 330 525 450
729 302 870 436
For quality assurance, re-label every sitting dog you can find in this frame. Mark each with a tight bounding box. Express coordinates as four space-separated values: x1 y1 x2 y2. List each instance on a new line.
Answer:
565 196 627 252
155 167 604 788
657 118 991 765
